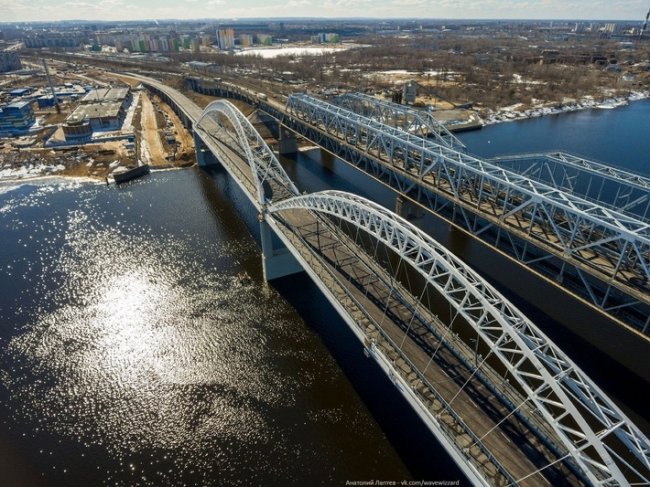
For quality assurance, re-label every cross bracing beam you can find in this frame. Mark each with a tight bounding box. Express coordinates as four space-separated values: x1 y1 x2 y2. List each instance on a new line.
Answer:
490 152 650 222
331 92 466 151
269 190 650 487
285 94 650 324
195 100 299 205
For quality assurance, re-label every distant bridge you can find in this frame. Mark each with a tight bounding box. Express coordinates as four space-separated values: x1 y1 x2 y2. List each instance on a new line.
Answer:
131 74 649 487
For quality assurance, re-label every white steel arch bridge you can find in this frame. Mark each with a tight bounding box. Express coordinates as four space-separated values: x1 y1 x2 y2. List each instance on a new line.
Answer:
191 99 650 487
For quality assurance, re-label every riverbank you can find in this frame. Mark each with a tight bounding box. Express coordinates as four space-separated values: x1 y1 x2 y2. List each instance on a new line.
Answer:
0 145 194 183
480 89 650 126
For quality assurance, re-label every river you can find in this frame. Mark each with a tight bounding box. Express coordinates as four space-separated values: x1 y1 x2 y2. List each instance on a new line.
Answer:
0 101 648 486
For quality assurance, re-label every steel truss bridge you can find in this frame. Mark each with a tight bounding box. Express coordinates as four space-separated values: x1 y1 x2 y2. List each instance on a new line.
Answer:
133 75 650 487
281 93 650 334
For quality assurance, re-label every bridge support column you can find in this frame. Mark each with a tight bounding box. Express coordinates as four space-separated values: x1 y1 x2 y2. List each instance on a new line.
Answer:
395 195 405 216
396 195 424 220
278 127 298 155
259 216 303 281
193 132 218 167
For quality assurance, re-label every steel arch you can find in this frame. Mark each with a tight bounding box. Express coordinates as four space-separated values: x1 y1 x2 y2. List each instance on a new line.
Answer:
196 100 299 205
269 190 649 486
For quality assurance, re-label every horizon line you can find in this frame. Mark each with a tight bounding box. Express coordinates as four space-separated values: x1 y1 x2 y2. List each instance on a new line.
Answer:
1 16 646 24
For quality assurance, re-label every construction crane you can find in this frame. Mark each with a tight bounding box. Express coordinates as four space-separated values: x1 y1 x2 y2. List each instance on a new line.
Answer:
642 3 650 37
41 59 60 114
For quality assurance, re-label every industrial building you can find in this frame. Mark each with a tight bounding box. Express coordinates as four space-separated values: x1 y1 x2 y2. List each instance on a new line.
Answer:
63 101 125 140
403 80 417 104
0 100 35 131
61 112 92 140
62 86 131 140
81 87 130 105
0 52 21 73
9 87 32 98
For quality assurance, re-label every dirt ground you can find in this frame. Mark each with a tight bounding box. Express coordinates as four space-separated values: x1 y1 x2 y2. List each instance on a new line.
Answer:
138 91 166 165
154 96 195 163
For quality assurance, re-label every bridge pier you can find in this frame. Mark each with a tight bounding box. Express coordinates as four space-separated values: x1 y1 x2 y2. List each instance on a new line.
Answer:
194 132 220 167
278 127 298 155
395 195 424 220
259 216 303 281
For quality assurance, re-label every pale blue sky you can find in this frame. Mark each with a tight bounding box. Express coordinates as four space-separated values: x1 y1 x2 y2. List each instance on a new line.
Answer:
1 0 648 23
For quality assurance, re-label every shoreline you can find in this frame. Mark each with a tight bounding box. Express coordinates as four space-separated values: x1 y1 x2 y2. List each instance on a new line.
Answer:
0 165 189 192
480 90 650 127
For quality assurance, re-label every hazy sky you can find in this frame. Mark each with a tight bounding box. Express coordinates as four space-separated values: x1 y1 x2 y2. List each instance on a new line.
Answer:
1 0 649 23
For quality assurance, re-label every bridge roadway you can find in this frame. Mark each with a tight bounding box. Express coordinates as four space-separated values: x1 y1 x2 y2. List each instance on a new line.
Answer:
272 209 580 486
125 73 650 486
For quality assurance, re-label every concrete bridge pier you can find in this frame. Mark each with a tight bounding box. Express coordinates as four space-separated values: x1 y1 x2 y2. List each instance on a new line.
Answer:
193 132 209 166
194 133 220 167
396 195 425 221
259 215 303 281
395 195 405 216
278 127 298 155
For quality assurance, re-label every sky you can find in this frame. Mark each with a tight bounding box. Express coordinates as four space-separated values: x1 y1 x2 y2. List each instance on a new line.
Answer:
1 0 649 23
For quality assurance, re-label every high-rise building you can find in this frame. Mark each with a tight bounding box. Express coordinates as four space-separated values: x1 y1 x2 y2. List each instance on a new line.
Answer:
201 34 213 47
216 28 235 50
256 33 272 46
159 36 170 52
0 52 21 73
603 23 617 34
239 34 253 47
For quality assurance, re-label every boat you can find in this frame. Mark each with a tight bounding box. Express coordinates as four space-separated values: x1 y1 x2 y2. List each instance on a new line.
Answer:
112 163 150 184
596 100 628 110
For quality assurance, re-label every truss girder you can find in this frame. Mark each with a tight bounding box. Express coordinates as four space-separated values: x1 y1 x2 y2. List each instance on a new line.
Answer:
196 100 299 205
285 94 650 305
269 190 650 486
490 152 650 222
331 92 465 151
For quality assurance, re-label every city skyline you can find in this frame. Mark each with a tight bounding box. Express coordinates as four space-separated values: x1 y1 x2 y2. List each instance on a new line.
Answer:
1 0 649 23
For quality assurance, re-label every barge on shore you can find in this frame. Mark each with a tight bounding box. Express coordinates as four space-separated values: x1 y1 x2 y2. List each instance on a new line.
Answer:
112 164 150 184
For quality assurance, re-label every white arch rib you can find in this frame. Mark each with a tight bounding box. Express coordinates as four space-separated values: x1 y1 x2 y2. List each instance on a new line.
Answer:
196 100 299 205
269 190 649 486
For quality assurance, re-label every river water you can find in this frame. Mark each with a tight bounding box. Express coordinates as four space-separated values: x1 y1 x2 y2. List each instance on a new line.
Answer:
0 102 648 486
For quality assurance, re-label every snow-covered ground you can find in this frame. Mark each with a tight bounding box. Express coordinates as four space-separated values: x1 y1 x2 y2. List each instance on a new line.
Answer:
482 90 650 126
236 45 358 58
0 161 66 180
121 92 140 133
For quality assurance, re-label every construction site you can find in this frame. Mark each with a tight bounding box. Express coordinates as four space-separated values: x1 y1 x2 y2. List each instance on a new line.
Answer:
0 59 195 181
